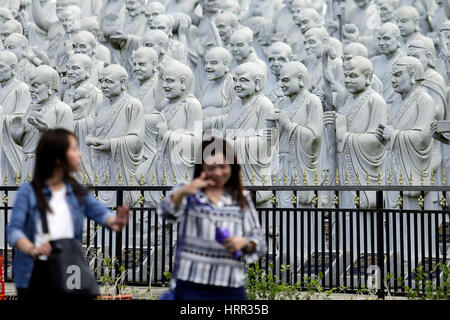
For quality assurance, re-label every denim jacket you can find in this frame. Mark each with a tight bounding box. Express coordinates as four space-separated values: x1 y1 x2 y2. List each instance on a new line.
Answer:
7 182 115 288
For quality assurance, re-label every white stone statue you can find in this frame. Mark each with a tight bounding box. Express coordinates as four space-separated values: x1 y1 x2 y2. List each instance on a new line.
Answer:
72 31 106 86
200 47 235 135
229 27 266 76
325 56 387 208
10 65 74 182
371 23 406 111
375 56 435 209
31 0 77 63
265 41 293 105
4 33 36 83
79 16 112 65
63 54 103 185
144 1 166 29
86 64 144 206
24 0 57 52
1 19 23 45
0 51 30 185
140 29 175 108
396 5 434 50
377 0 400 24
138 60 202 206
344 0 380 38
438 20 450 80
291 7 322 62
273 61 323 208
224 62 274 206
214 11 239 48
128 47 160 163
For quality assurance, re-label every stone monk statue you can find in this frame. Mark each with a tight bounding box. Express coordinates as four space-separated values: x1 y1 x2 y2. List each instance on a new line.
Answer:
138 61 202 206
63 54 103 185
200 47 235 135
0 51 30 184
375 56 435 209
265 42 293 105
224 62 275 206
128 47 160 163
86 64 144 206
273 61 323 208
325 56 387 208
10 65 74 182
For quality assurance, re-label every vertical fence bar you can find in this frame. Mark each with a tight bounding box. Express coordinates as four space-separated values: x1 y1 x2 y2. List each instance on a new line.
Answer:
321 207 326 289
286 208 291 284
413 209 419 291
335 203 340 288
115 189 124 293
407 207 412 289
392 208 398 292
3 191 8 282
420 191 426 290
351 194 357 290
161 190 167 283
314 204 319 280
125 215 129 282
376 190 385 299
427 209 432 289
399 190 405 293
280 208 284 282
140 203 144 283
132 205 136 283
272 204 277 278
357 199 361 290
385 208 391 290
363 201 368 289
293 196 299 285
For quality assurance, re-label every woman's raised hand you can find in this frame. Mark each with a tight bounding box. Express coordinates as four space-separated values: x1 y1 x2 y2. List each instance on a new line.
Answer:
181 172 216 195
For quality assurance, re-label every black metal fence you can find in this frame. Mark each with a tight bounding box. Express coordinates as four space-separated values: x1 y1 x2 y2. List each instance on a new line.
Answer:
1 185 449 299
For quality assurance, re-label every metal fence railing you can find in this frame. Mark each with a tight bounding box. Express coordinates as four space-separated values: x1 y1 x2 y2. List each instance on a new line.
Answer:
1 185 449 299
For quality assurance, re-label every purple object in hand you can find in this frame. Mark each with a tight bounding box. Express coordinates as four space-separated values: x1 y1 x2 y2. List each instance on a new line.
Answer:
216 227 242 259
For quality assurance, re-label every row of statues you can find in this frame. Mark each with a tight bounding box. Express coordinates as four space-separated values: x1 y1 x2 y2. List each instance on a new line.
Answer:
0 0 447 211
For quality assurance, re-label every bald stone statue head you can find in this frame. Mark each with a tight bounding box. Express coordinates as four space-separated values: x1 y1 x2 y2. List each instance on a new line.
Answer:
215 11 239 45
0 50 18 84
200 0 220 15
279 61 309 99
29 65 60 104
233 62 265 101
0 8 13 27
229 27 254 63
267 42 293 78
294 8 322 34
407 39 436 70
304 27 329 59
66 53 92 87
125 0 145 17
141 30 170 60
80 16 101 39
1 19 23 44
131 47 159 84
220 0 240 15
343 56 374 95
377 0 399 23
4 33 29 62
55 0 78 21
72 31 97 58
100 65 129 102
391 56 424 96
204 46 232 81
145 1 166 27
162 61 193 101
396 6 419 38
61 5 81 34
343 42 369 64
377 22 401 56
342 24 360 45
150 14 175 37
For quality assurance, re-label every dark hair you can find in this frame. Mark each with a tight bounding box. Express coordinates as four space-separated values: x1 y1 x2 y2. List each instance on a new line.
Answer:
31 128 87 214
193 137 249 210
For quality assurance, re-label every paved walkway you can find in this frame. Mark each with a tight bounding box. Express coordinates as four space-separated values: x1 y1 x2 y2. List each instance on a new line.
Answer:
3 283 408 300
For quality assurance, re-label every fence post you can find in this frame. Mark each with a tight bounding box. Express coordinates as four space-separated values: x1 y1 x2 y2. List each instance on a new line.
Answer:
0 254 4 300
115 189 124 294
376 190 385 299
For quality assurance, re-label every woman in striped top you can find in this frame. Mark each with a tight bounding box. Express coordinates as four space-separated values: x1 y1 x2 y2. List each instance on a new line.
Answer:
158 137 266 300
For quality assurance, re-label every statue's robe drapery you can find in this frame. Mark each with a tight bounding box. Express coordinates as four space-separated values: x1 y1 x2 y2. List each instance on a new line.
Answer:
422 69 446 190
138 94 202 206
26 0 58 52
276 91 323 208
18 99 73 182
63 80 103 184
0 79 31 184
389 87 435 209
129 75 159 162
337 88 387 208
16 59 35 84
224 93 275 206
92 92 144 206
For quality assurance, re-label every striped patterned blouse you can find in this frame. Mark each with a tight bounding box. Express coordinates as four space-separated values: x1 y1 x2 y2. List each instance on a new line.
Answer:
158 184 266 288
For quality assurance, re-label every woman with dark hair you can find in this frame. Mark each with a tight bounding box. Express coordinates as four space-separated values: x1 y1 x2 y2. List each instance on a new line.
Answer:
158 137 266 300
7 128 130 300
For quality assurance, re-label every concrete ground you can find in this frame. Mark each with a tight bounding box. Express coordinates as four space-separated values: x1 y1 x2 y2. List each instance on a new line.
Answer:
3 283 408 300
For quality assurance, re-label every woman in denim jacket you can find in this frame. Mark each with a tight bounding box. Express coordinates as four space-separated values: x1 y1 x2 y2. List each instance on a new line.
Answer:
7 128 130 300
